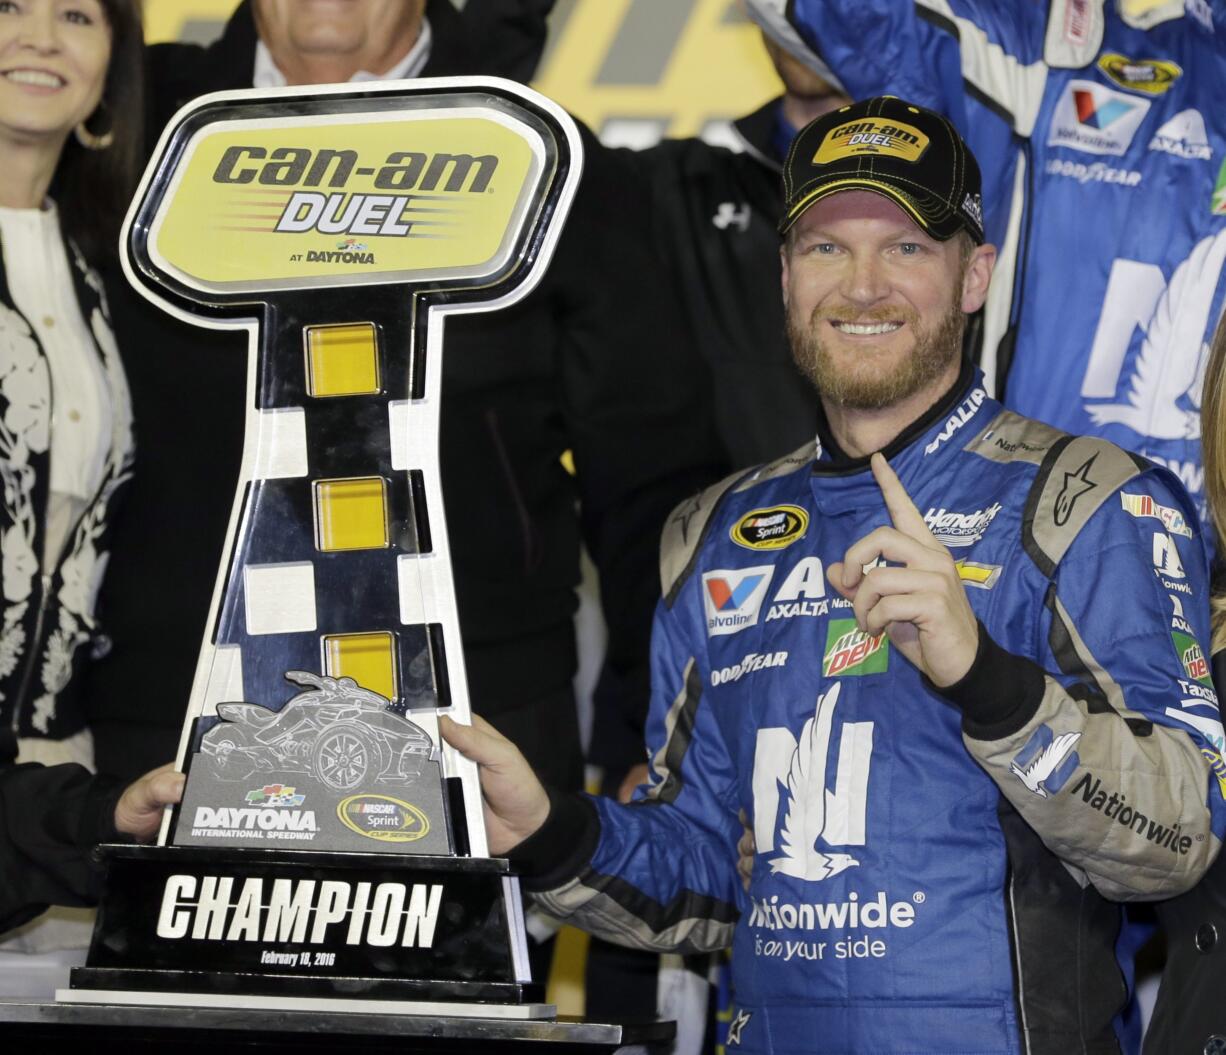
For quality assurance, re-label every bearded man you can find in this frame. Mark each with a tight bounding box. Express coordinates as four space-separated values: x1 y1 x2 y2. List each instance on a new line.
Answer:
441 97 1226 1055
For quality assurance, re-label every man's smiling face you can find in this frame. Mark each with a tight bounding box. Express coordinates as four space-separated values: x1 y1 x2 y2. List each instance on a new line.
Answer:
781 190 982 411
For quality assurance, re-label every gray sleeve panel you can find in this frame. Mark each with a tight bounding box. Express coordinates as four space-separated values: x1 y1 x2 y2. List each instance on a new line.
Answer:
532 876 736 955
964 592 1219 900
1022 435 1146 577
963 408 1063 468
659 441 812 606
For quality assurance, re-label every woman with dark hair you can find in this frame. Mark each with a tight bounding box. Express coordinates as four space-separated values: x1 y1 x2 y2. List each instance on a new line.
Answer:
1143 315 1226 1052
0 0 144 964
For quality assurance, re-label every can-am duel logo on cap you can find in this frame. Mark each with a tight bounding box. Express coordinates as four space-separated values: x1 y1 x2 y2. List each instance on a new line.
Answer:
703 567 774 636
730 505 809 551
813 119 930 164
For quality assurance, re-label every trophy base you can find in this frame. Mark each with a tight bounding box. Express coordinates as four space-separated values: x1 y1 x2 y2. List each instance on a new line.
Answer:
68 844 541 1012
57 987 555 1020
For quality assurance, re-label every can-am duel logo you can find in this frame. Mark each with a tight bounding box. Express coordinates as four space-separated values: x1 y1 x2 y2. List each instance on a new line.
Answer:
211 146 498 261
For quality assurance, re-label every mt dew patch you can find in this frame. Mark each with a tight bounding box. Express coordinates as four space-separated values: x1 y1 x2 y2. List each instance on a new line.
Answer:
823 619 888 677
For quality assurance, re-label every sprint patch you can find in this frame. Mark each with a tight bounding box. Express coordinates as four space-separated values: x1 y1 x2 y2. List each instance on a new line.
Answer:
1096 53 1181 94
730 505 809 551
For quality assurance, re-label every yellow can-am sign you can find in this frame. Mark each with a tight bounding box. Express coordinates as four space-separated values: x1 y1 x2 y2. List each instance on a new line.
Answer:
150 109 546 295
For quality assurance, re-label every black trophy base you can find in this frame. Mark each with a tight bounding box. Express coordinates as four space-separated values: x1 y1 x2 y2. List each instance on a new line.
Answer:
66 844 546 1015
58 987 554 1020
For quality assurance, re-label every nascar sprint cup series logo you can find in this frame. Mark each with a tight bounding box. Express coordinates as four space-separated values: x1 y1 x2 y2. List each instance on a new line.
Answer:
145 105 547 294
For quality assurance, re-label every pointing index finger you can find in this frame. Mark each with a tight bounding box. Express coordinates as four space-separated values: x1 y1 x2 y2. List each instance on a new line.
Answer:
870 452 935 541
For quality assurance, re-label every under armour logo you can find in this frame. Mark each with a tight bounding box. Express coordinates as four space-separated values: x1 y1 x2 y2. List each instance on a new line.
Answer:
712 201 751 231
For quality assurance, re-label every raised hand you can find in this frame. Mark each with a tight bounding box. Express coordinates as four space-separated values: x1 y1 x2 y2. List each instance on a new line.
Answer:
826 453 980 688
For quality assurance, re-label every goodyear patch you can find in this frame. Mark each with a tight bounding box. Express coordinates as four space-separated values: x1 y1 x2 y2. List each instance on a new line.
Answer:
954 560 1002 590
1173 631 1213 687
823 619 888 677
814 119 929 164
337 793 430 843
730 505 809 551
1097 53 1181 94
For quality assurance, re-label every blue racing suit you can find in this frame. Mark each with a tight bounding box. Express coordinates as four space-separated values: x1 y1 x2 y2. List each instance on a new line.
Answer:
746 0 1226 523
519 368 1226 1054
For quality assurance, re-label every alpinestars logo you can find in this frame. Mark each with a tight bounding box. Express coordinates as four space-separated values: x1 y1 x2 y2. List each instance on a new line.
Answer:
702 567 774 637
1009 725 1081 798
752 683 874 881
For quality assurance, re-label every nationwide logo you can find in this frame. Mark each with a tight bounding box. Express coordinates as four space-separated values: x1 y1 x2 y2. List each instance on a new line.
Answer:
730 505 809 551
155 874 444 947
814 119 930 164
747 889 918 932
702 566 774 637
923 503 1001 548
1149 109 1213 161
1153 532 1187 579
754 683 874 881
1096 53 1182 95
1048 80 1151 156
337 794 430 843
711 650 788 687
245 784 305 808
1071 771 1194 856
823 620 888 677
1009 724 1081 798
1173 630 1213 686
923 385 986 454
1121 492 1194 536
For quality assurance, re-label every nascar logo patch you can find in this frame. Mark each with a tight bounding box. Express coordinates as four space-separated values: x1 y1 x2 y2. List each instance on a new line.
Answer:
730 505 809 551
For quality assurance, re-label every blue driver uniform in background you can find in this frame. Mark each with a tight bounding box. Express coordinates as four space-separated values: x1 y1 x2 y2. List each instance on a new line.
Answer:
748 0 1226 522
525 363 1226 1054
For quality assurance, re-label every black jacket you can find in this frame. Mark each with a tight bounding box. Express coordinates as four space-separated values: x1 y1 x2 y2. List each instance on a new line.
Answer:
626 99 820 473
87 0 724 780
1143 648 1226 1053
0 728 122 933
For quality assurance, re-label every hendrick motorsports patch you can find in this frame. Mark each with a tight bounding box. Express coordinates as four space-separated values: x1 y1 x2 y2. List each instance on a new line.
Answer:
730 505 809 551
338 793 431 843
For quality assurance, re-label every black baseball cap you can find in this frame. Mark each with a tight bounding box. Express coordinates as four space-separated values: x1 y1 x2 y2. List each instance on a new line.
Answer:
779 96 985 244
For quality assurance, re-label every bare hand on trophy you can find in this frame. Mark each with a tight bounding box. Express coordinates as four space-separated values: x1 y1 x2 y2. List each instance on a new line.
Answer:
439 714 551 855
827 453 980 689
113 764 186 842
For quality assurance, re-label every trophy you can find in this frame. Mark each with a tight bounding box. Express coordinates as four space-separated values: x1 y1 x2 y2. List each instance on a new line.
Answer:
59 78 580 1017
